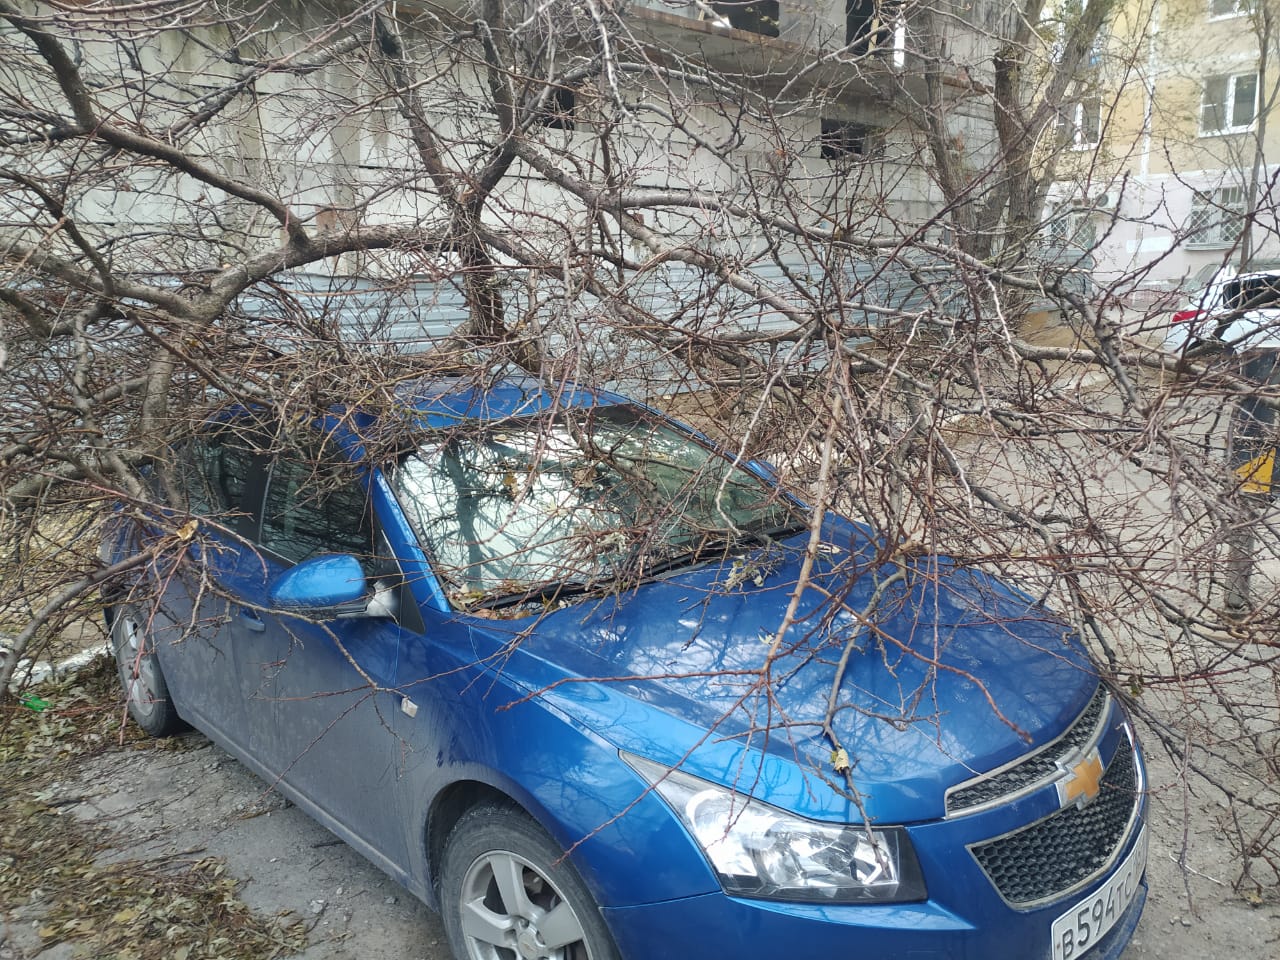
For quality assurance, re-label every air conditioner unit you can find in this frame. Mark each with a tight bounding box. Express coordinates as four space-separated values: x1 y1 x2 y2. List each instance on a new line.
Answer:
1093 191 1118 211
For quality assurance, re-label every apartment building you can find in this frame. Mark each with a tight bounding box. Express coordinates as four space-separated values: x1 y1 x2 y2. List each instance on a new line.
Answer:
2 0 1015 253
1078 0 1280 292
3 0 1027 365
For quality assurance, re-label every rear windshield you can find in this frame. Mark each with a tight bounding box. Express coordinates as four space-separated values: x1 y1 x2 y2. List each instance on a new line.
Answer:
1222 275 1280 311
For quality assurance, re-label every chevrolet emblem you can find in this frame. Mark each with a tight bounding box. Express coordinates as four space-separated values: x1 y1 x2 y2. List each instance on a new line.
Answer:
1057 749 1104 809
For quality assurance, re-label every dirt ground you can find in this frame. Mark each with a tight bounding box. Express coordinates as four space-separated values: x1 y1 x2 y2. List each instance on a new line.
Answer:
1 663 1277 960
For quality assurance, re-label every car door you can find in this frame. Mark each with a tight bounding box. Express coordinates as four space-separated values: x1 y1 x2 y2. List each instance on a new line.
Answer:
151 428 269 755
232 433 409 872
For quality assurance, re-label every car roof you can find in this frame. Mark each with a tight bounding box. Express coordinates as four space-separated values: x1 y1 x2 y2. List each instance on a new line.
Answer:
203 374 642 463
396 373 630 427
1201 265 1280 290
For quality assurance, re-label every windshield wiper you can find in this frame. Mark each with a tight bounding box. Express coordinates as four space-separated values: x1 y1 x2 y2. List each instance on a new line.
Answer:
475 578 601 610
750 520 810 542
469 522 812 607
634 523 805 580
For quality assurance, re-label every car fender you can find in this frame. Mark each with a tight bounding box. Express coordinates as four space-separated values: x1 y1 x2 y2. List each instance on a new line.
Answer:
387 608 721 911
392 675 722 912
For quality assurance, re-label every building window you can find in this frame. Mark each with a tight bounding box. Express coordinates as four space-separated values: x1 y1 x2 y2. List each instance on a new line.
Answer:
1061 97 1102 148
1200 73 1258 134
1187 185 1247 247
711 1 780 37
820 119 880 160
1050 0 1105 65
1047 208 1099 252
846 0 898 51
1209 0 1252 17
536 86 576 131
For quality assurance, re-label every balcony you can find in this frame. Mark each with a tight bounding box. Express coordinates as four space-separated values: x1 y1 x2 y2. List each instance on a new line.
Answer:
624 0 922 103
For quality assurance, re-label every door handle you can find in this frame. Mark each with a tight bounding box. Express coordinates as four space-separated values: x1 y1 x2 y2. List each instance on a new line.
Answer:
239 607 266 632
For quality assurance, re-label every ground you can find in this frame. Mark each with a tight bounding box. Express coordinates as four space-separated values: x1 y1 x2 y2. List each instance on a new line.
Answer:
0 657 1277 960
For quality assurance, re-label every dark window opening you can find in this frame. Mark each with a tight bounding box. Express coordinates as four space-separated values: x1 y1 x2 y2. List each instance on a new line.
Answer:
711 1 780 37
1200 73 1258 133
536 86 576 131
1058 97 1102 148
821 119 878 160
846 0 896 51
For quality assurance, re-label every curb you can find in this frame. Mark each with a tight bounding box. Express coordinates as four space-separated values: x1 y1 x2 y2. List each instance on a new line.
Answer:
1 642 111 693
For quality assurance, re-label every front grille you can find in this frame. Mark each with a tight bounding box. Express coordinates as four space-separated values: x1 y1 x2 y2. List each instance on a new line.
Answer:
970 744 1138 906
947 685 1109 816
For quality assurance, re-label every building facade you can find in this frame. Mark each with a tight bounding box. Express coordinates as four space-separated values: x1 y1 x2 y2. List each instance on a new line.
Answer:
2 0 1035 363
1077 0 1280 293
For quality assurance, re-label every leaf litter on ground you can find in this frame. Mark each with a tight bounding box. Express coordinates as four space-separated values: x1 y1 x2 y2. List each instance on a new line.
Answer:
1 655 309 959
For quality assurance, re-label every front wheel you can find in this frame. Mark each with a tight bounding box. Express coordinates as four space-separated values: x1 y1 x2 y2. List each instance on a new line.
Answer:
109 602 186 737
439 802 621 960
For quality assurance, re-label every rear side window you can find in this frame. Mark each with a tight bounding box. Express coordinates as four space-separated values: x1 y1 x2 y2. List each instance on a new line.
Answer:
179 434 258 520
177 422 373 565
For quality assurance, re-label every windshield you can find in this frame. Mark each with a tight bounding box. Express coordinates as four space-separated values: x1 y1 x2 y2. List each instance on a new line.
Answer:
393 405 802 605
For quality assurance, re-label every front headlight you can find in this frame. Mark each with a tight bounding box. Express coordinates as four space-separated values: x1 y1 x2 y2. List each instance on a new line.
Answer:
625 754 926 903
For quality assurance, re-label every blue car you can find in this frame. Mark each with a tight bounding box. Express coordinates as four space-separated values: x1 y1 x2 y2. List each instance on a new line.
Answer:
104 375 1147 960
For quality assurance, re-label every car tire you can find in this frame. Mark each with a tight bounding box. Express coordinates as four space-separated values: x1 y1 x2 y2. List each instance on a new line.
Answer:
109 602 187 737
439 801 621 960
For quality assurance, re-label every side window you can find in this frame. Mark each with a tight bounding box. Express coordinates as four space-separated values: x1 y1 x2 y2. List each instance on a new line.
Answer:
178 433 258 523
260 448 372 565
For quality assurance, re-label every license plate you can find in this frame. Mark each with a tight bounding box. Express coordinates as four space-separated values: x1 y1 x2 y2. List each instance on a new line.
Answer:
1051 827 1147 960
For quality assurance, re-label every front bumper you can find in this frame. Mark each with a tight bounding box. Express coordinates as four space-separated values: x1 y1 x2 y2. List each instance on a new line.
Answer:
602 823 1147 960
604 709 1148 960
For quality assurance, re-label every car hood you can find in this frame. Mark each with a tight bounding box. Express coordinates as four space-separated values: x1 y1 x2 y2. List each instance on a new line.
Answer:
475 518 1098 824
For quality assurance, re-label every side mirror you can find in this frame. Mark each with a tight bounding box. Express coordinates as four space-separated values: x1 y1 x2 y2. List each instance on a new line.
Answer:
268 554 374 619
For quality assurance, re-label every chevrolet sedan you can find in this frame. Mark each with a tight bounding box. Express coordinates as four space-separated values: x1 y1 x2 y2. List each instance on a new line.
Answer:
104 375 1148 960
